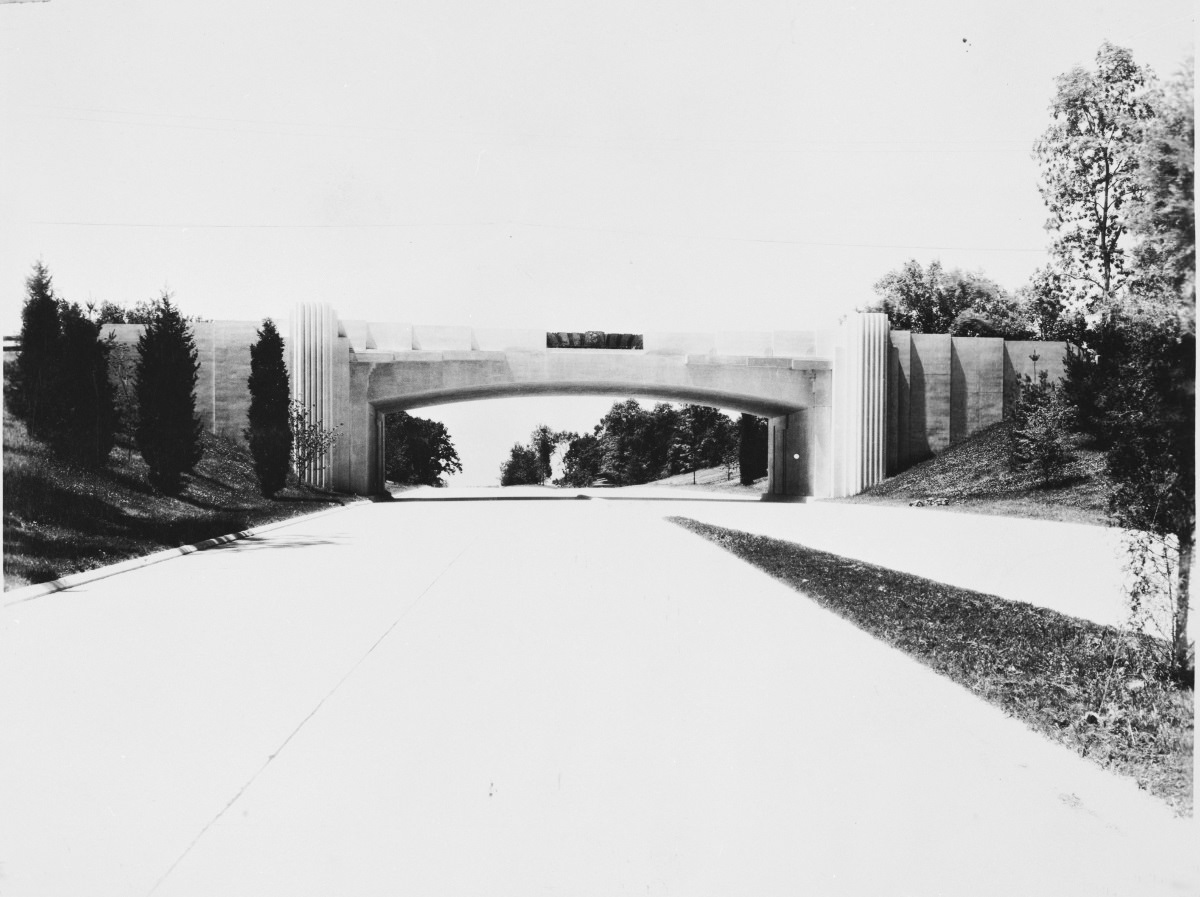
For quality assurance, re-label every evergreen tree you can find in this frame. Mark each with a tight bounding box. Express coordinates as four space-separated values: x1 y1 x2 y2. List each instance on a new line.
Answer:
53 302 118 467
9 262 62 436
135 294 203 494
246 319 292 497
8 263 117 467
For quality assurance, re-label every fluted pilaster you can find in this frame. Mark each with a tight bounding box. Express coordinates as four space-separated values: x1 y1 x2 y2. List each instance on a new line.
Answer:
290 302 338 488
837 312 889 496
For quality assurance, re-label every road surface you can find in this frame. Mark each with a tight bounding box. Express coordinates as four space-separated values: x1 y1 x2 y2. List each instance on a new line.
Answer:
2 492 1195 896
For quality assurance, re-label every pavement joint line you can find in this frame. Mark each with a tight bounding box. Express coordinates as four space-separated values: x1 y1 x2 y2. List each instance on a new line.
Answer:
2 500 365 607
145 536 478 897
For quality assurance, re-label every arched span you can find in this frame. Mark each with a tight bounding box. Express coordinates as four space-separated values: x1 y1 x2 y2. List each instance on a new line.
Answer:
363 351 829 420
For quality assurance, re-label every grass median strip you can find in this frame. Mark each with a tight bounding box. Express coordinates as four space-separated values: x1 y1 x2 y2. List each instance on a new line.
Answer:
670 516 1194 816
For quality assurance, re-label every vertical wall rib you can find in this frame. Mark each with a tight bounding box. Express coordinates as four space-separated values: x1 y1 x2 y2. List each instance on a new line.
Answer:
834 313 888 497
290 302 338 489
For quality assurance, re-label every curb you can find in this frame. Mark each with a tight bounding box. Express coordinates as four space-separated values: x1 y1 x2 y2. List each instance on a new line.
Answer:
3 501 362 607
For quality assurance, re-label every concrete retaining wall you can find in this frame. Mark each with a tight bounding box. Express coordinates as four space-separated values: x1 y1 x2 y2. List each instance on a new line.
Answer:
888 331 1067 472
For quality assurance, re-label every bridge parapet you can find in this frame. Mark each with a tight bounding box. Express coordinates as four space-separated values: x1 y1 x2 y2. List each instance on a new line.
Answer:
333 319 837 360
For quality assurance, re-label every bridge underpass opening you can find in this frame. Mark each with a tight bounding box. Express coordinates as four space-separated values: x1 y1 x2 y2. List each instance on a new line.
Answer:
379 395 762 489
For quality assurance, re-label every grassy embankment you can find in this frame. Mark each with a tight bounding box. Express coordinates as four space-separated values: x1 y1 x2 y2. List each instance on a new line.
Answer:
3 407 358 590
667 421 1192 814
640 465 768 494
843 420 1110 525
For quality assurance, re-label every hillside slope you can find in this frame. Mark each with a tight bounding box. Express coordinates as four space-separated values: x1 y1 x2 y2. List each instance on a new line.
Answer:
3 407 357 590
843 420 1110 526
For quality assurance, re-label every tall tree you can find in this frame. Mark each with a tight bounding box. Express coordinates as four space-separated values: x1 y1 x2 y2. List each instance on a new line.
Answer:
135 294 203 494
384 412 463 486
1034 42 1158 311
9 262 62 436
246 319 292 497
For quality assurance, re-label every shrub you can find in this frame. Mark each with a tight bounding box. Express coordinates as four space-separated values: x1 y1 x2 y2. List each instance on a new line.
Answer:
289 400 342 485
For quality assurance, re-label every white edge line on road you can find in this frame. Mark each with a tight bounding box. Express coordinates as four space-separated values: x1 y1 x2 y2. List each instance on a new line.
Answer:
3 500 365 607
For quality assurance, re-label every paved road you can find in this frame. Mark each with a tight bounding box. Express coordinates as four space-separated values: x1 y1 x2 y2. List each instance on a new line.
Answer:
2 494 1195 896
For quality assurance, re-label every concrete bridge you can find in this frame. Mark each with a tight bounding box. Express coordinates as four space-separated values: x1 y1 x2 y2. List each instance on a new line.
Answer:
106 308 1066 498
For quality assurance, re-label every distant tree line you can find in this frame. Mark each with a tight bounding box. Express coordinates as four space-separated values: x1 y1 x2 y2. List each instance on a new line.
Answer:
499 401 766 488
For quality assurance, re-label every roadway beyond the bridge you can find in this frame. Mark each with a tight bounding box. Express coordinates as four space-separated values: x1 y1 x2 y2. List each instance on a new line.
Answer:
2 494 1195 896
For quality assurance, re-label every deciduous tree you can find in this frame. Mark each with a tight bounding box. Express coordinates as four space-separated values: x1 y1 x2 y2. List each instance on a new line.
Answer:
869 260 1030 336
384 412 463 486
1034 42 1158 310
499 442 542 486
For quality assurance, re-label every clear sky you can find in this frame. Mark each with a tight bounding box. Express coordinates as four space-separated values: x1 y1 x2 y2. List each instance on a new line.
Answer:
1 0 1192 484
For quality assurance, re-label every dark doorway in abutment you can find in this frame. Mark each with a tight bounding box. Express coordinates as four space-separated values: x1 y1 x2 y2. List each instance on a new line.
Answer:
378 396 768 492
